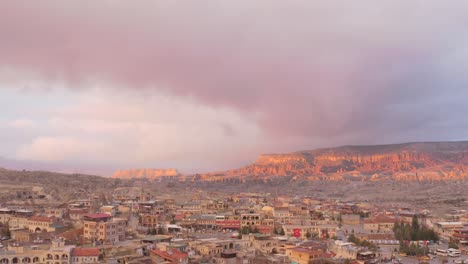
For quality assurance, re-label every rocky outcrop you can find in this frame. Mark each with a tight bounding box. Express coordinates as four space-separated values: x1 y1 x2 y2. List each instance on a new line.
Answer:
112 169 181 180
199 141 468 182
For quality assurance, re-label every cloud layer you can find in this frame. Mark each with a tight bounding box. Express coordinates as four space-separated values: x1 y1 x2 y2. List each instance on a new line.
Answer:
1 1 468 173
1 88 263 173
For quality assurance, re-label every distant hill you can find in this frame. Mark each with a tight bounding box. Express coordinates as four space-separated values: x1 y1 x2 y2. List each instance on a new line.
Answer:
112 169 181 180
196 141 468 182
0 167 117 203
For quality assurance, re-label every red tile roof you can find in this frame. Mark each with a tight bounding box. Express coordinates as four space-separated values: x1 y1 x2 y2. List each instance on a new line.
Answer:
58 227 84 241
73 248 100 257
84 213 111 219
150 249 188 262
174 214 185 221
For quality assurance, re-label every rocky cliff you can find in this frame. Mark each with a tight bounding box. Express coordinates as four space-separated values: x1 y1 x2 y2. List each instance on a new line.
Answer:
112 169 181 180
198 141 468 182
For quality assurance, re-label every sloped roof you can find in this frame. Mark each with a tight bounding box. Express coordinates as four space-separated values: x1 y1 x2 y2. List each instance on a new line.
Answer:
73 248 100 257
150 249 187 261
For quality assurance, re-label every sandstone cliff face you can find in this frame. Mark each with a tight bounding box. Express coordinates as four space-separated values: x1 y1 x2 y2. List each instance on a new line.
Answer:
200 142 468 182
112 169 181 180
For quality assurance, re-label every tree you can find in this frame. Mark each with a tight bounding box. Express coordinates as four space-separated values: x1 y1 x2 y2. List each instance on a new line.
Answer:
0 225 10 238
411 216 419 231
157 226 164 235
279 228 285 236
359 211 370 218
337 214 343 228
399 241 409 254
251 226 259 233
409 243 418 256
393 220 438 242
448 241 459 249
241 226 251 235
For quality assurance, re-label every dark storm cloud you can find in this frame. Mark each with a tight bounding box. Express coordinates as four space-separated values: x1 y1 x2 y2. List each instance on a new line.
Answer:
1 0 468 144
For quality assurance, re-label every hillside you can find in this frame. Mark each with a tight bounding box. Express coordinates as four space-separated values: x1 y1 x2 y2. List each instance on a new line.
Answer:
196 141 468 182
112 169 181 180
0 167 120 203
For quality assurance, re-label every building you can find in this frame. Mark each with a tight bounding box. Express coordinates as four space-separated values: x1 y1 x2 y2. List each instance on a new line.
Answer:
68 209 87 221
10 229 31 242
99 206 117 217
0 237 73 264
0 208 15 224
215 220 240 230
83 213 127 244
71 248 100 263
285 243 328 264
44 208 65 219
452 226 468 245
196 214 217 229
140 214 159 229
8 216 30 230
330 240 363 259
357 251 376 262
314 224 339 239
212 251 239 264
246 234 279 254
240 213 261 228
273 207 290 219
434 222 464 239
28 216 63 233
283 225 316 240
150 249 188 264
198 243 225 257
363 216 396 233
341 214 361 225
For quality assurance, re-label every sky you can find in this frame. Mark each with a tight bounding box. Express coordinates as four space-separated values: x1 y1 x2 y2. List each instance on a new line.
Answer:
1 1 468 176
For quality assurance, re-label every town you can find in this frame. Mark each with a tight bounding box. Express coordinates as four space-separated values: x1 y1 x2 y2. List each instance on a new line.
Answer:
0 185 466 264
2 0 468 263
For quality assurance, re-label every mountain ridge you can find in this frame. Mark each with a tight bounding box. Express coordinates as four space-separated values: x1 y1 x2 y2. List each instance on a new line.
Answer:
112 168 181 180
195 141 468 182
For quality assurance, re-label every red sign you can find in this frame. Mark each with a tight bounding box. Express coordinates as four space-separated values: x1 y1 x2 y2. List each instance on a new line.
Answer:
293 228 301 238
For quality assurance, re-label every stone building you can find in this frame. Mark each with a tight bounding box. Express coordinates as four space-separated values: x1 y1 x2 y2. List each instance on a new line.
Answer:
83 214 126 244
0 237 73 264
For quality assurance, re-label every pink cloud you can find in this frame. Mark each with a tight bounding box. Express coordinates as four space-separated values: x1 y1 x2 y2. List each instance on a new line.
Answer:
1 1 468 143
